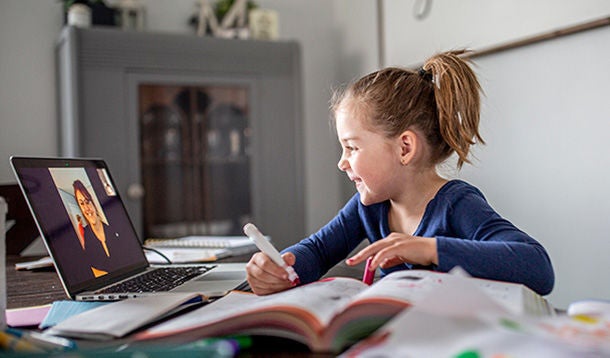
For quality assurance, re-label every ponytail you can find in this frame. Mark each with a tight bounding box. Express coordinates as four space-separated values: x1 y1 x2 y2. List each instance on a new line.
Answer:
421 50 484 168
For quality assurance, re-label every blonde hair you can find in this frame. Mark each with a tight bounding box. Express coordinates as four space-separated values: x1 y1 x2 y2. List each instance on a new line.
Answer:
331 50 484 169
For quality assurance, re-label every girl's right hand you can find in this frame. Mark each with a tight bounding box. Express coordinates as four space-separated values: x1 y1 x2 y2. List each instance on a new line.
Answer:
246 251 297 295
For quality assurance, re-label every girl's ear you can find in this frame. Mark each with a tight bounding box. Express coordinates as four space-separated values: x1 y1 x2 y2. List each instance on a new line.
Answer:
399 130 418 166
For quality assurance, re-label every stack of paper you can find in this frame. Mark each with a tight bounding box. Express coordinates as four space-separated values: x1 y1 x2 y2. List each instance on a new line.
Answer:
144 235 261 264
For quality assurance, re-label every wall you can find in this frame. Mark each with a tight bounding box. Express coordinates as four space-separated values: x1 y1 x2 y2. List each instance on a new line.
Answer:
464 26 610 309
382 0 610 67
0 1 63 178
383 0 610 308
0 0 378 235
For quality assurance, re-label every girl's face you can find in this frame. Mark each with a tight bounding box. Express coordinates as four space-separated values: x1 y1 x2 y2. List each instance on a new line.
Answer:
335 105 404 205
76 189 98 226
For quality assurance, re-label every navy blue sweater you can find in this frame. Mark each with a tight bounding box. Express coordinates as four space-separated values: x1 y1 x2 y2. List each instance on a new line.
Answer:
283 180 555 295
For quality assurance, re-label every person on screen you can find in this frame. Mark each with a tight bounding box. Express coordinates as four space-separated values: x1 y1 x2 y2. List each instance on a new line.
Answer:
73 179 116 277
245 50 555 296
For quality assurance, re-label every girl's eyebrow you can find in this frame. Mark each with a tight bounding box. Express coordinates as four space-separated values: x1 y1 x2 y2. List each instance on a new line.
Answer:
340 136 359 143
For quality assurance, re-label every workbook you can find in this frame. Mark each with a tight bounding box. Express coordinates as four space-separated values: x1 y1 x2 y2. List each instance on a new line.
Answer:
136 270 554 353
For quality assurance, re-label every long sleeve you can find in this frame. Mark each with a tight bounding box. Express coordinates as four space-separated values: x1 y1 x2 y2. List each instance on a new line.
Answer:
282 195 369 284
425 182 555 295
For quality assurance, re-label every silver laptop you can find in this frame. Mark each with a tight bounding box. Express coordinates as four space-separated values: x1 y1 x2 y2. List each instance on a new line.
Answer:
10 156 248 301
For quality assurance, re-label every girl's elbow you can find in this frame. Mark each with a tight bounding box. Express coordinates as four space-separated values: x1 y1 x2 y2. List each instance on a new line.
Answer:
533 257 555 296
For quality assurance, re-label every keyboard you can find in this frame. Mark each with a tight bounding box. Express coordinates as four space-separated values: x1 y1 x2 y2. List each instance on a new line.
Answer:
97 265 215 293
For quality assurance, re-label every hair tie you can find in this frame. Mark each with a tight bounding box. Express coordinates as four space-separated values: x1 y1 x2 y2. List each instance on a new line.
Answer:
418 67 433 82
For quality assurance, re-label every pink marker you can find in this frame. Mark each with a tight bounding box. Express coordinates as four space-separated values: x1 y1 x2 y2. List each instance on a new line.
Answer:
362 257 375 285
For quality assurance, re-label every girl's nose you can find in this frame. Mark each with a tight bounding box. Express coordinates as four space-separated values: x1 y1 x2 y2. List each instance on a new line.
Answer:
337 156 348 172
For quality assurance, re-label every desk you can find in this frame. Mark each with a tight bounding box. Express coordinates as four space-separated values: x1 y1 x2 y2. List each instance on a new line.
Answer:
6 255 65 309
6 255 364 309
5 254 365 357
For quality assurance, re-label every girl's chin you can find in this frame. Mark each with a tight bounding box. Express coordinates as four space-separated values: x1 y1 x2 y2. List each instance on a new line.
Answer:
357 192 382 206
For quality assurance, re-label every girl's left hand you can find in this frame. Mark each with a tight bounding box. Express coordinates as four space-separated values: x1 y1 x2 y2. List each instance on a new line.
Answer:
345 232 438 270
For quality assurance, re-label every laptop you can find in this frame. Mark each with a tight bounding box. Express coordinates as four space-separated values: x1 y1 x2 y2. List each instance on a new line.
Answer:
10 156 248 301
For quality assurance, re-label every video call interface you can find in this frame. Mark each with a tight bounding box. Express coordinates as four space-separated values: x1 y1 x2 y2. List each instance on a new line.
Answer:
16 163 146 291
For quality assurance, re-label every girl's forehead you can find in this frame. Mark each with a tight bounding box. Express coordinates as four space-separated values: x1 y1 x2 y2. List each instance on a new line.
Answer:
336 105 374 133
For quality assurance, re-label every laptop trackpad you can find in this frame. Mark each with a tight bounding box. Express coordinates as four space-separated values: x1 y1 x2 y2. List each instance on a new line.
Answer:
172 269 246 295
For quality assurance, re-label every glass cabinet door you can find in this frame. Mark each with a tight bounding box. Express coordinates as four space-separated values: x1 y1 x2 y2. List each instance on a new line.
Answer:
139 84 251 238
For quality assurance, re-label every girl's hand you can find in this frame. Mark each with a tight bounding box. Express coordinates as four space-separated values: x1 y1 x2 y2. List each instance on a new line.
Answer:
345 232 438 270
246 251 297 295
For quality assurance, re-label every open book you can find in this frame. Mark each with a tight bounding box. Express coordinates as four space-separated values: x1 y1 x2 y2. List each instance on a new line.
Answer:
136 270 554 353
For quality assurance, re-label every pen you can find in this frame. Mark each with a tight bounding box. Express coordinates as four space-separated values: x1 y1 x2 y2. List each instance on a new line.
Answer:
362 257 375 285
243 223 301 285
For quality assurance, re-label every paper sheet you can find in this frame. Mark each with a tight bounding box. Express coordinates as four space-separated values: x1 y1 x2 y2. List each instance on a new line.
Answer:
39 300 110 329
6 304 52 327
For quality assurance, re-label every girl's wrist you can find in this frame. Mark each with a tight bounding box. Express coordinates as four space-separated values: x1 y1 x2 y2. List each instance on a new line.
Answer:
427 237 439 265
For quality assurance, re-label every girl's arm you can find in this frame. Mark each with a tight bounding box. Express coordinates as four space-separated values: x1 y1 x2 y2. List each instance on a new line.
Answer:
282 195 367 284
436 191 555 295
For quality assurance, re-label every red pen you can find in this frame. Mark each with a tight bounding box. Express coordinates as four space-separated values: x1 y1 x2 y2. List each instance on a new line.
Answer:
362 257 375 285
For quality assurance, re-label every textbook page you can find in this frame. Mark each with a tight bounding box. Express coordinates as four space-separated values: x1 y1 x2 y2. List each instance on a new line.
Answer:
140 277 369 339
358 270 554 317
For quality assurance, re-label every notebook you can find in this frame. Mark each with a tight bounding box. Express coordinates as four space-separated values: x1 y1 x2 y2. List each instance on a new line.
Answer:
10 156 248 301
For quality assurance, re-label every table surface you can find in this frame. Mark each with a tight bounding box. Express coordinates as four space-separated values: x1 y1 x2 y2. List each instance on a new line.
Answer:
6 255 66 309
4 254 365 357
6 254 365 309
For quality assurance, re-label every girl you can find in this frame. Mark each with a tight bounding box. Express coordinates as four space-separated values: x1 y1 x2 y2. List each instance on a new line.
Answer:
246 50 554 296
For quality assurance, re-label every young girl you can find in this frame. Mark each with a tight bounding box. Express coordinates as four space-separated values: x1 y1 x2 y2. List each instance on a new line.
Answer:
245 50 555 296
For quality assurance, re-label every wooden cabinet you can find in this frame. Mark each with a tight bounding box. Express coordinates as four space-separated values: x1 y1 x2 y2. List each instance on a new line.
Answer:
56 26 304 248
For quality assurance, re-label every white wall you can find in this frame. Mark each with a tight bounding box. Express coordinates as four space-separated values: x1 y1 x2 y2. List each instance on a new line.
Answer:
0 1 63 178
383 0 610 308
383 0 610 67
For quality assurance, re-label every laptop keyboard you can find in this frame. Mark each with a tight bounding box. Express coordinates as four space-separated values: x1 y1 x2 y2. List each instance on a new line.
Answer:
97 265 215 294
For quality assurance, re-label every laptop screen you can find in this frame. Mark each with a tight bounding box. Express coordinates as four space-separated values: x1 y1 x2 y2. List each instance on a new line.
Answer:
11 157 148 296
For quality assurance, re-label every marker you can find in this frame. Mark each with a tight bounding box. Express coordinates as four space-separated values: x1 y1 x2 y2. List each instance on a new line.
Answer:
5 328 77 352
0 330 45 353
243 223 300 285
362 257 375 285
